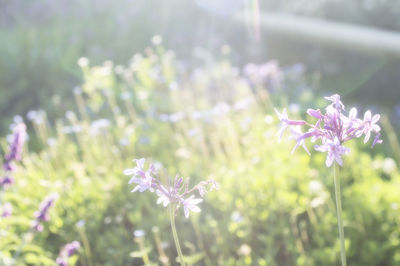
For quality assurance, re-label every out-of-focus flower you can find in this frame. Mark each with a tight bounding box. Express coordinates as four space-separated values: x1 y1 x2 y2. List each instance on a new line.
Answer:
243 60 283 89
77 57 89 68
1 122 27 190
47 138 57 147
4 123 26 163
26 110 45 124
231 211 243 222
32 193 58 232
56 241 80 266
152 35 163 45
90 119 110 136
212 102 230 116
73 86 82 95
0 176 15 188
76 220 85 228
133 230 146 238
233 97 254 111
2 202 12 217
276 94 382 167
62 125 82 134
159 112 185 123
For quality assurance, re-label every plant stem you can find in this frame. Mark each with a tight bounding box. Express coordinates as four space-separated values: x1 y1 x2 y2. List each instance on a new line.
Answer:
169 205 186 266
78 226 94 266
136 236 150 265
333 163 347 266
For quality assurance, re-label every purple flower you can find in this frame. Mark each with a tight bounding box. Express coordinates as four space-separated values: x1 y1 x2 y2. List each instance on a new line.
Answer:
0 176 15 188
1 122 27 190
56 258 67 266
361 111 381 143
325 94 345 110
4 123 26 163
62 241 80 257
32 193 58 231
3 161 16 172
56 241 80 266
32 222 44 232
129 171 154 193
276 94 382 167
124 159 218 218
288 127 310 155
315 138 350 167
124 158 155 193
275 108 306 142
124 158 146 180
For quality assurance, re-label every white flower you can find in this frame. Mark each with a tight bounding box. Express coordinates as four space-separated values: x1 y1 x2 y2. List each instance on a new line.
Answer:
156 188 170 207
182 196 203 218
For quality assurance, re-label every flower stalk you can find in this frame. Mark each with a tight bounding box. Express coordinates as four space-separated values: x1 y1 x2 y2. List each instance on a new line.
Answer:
169 204 185 266
276 94 382 265
124 158 218 266
333 163 346 266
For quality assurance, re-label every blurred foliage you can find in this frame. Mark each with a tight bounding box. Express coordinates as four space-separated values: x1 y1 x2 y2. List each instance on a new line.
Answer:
0 46 399 266
1 0 400 135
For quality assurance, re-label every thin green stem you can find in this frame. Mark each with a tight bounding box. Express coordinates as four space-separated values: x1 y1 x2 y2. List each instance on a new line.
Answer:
136 236 150 265
169 205 186 266
333 163 347 266
78 226 94 266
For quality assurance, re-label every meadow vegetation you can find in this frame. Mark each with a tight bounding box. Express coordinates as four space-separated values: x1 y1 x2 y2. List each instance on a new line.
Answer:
1 44 399 265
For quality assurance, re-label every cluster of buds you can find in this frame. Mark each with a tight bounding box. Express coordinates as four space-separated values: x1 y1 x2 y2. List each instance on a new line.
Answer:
32 193 58 232
275 94 382 167
56 241 80 266
124 159 219 218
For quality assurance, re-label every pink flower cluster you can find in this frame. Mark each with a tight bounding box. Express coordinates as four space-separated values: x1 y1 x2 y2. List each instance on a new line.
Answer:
124 158 219 218
276 94 382 167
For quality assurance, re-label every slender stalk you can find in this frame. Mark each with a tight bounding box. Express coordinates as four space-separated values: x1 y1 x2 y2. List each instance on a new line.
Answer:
333 163 347 266
135 236 150 265
152 227 170 266
169 205 186 266
77 226 93 266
